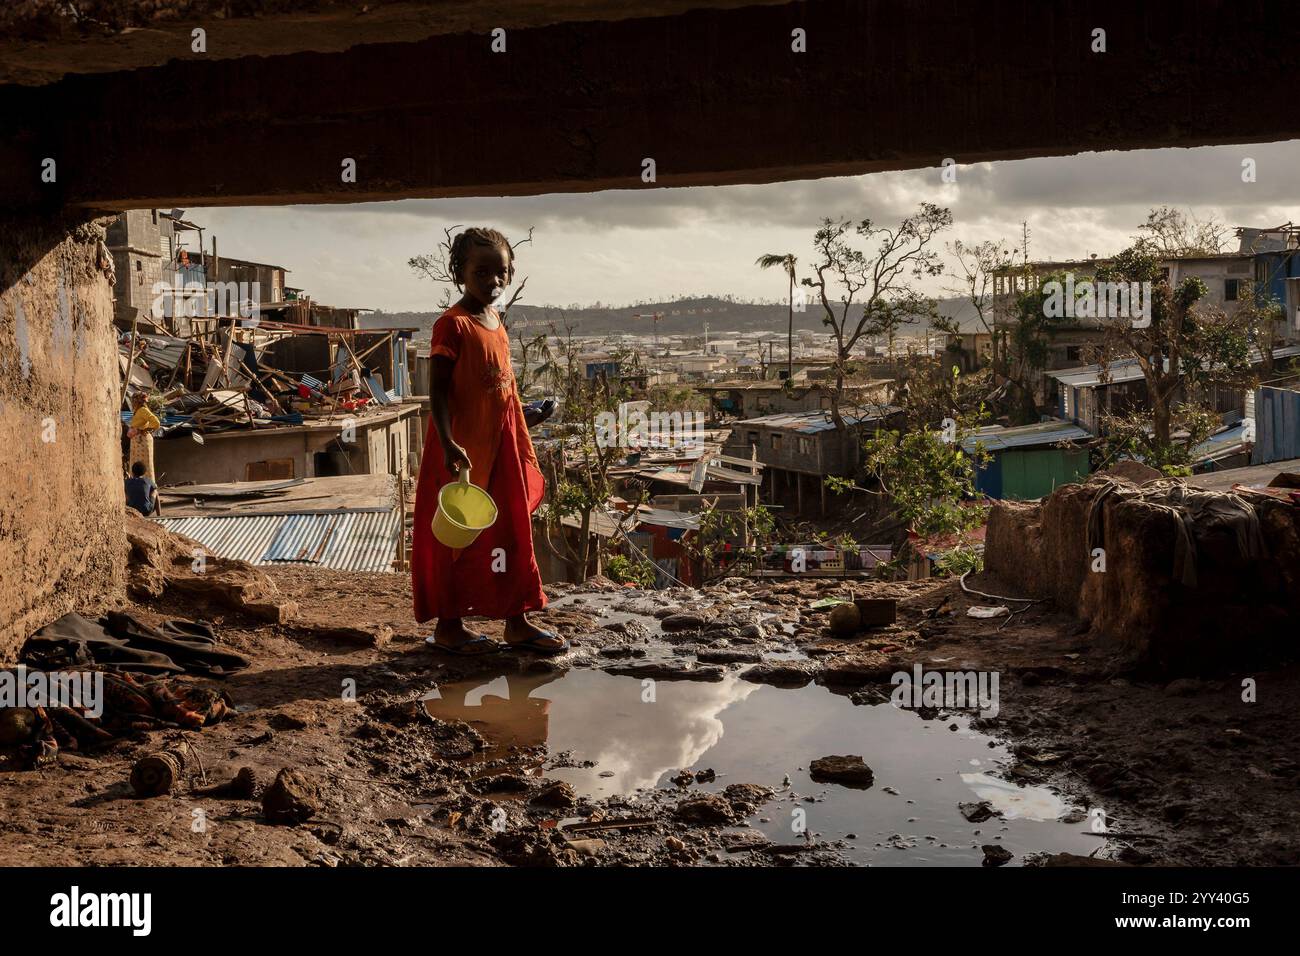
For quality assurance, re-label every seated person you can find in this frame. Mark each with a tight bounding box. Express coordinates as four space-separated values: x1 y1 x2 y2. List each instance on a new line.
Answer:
124 461 160 516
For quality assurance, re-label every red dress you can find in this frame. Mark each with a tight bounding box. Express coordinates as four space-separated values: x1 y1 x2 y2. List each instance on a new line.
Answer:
411 304 547 622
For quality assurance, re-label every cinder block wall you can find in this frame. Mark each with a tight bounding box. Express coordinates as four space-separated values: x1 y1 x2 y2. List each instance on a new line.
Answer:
0 214 126 659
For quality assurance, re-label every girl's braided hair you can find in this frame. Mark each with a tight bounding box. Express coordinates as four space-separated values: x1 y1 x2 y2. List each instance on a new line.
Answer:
448 227 515 290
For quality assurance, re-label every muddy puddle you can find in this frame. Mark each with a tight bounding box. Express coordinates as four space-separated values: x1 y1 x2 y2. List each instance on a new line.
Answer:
424 667 1111 866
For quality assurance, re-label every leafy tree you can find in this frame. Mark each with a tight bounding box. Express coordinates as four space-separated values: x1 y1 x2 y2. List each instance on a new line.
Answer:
679 501 776 582
891 351 992 432
1091 246 1254 459
1094 404 1221 476
605 555 657 588
945 237 1018 372
858 411 990 541
1231 279 1286 376
995 268 1074 423
536 318 644 581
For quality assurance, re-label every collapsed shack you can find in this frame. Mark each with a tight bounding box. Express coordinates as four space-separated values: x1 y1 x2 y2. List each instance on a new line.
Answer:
985 474 1300 673
119 319 423 482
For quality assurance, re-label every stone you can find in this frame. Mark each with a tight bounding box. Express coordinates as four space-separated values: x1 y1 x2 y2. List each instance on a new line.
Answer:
529 782 577 810
960 800 999 823
262 768 320 825
674 794 735 825
809 755 874 788
565 838 606 857
739 663 812 688
696 648 762 664
982 844 1013 867
661 613 707 631
604 661 724 682
1163 678 1205 697
722 783 774 812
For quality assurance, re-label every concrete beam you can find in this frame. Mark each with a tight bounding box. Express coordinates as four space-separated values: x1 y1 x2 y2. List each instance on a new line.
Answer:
0 0 786 86
2 0 1299 213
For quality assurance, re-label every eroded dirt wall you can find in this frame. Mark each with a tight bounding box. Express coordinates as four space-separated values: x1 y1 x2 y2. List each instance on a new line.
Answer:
985 477 1300 673
0 214 124 659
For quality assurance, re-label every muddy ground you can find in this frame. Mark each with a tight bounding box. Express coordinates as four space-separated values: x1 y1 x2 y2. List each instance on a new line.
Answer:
1 563 1296 867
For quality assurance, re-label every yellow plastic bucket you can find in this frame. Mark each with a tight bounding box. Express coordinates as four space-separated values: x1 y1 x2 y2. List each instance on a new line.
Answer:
432 469 497 548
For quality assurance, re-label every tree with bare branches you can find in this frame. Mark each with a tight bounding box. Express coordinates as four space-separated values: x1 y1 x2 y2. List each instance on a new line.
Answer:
409 224 535 316
1131 206 1228 259
801 204 953 427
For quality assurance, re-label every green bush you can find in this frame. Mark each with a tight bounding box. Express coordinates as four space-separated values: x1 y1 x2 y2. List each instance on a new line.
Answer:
606 555 657 588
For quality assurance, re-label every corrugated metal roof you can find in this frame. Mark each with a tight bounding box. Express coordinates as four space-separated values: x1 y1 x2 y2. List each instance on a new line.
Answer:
735 406 901 433
1049 345 1300 389
157 514 282 563
264 512 344 564
155 509 399 572
635 506 701 530
1192 421 1251 463
961 420 1092 452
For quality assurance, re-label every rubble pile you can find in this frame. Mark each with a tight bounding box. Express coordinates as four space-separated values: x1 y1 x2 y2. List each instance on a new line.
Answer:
119 324 405 440
125 510 298 623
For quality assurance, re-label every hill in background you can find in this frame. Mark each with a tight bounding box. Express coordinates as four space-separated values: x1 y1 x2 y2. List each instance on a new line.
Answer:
362 294 985 338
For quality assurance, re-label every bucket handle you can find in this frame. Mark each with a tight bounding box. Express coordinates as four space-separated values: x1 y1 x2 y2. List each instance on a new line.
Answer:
458 468 471 487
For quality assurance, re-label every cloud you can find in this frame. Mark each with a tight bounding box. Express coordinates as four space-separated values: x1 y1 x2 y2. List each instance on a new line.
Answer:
193 139 1300 311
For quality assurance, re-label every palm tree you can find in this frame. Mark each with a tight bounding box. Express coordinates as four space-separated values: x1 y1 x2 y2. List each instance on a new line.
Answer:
756 253 798 379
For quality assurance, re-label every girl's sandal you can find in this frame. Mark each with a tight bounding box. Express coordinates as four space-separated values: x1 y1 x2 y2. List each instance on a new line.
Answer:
506 631 569 656
424 634 503 656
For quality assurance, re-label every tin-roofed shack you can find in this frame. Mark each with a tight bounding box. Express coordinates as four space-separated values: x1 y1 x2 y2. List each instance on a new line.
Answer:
960 420 1092 500
725 407 901 514
697 378 891 420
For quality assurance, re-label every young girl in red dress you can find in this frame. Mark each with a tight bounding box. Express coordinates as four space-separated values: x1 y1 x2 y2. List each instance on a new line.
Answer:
411 227 566 655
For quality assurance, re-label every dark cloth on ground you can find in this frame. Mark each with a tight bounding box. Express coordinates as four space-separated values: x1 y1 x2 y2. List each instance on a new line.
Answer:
21 611 250 677
1086 478 1264 587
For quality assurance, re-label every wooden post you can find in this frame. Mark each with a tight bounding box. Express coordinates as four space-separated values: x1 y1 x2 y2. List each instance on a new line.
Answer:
397 473 408 571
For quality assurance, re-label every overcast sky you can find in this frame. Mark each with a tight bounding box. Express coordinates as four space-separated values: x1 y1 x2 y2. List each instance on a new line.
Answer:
190 138 1300 314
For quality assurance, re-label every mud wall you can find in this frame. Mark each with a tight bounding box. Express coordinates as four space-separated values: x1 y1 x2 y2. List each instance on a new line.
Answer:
0 214 125 660
985 478 1300 673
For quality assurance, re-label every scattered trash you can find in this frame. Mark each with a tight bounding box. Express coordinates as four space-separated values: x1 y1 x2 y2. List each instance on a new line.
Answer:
828 603 860 636
23 611 249 677
196 766 261 800
853 598 897 628
130 741 203 798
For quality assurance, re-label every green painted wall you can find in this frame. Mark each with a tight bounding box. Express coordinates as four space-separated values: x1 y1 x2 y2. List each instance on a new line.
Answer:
1000 448 1090 500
